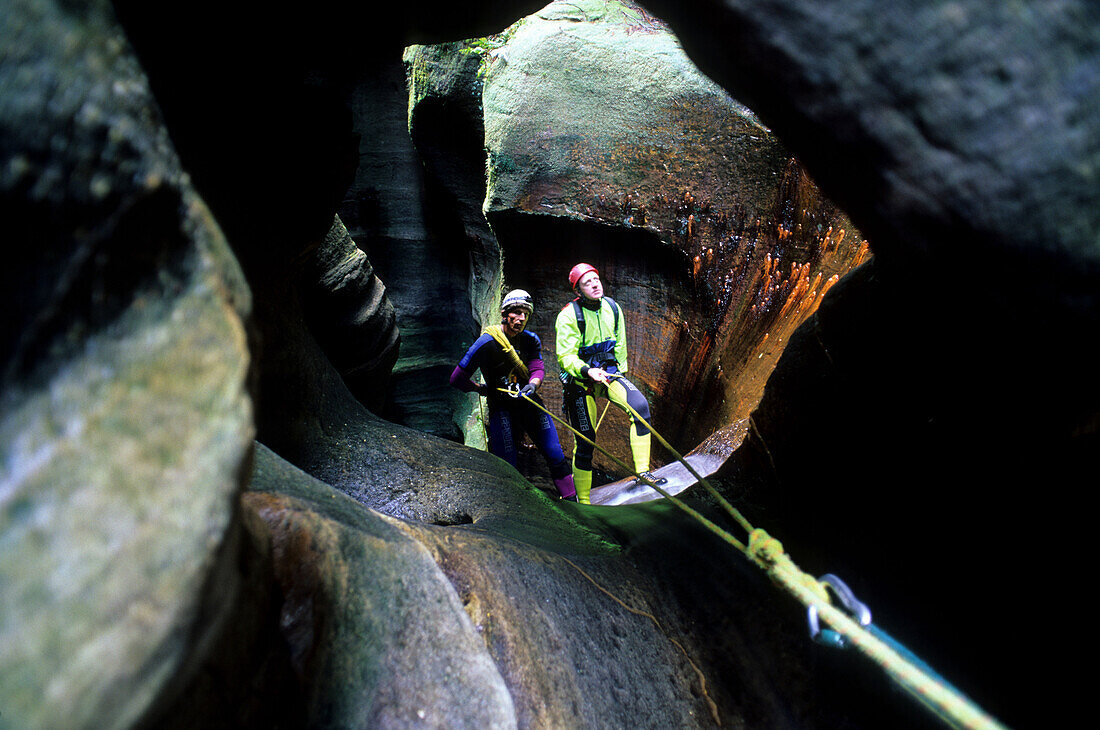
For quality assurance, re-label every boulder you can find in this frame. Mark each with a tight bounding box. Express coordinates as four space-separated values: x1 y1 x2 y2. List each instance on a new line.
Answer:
241 443 516 728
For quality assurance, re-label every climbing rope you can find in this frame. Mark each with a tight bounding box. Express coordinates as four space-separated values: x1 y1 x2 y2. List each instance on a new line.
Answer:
594 399 612 433
502 383 1008 730
558 554 721 726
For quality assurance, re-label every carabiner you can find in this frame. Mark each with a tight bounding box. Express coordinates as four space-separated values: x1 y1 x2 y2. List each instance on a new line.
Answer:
807 573 872 649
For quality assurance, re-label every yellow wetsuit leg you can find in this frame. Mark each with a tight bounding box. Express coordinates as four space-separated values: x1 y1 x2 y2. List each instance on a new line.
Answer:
606 378 651 474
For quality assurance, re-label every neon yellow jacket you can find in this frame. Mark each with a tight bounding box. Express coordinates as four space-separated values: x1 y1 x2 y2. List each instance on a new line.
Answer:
554 297 629 379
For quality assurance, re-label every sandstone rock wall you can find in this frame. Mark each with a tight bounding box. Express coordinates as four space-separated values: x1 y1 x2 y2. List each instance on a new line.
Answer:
338 60 480 441
638 1 1100 726
2 2 254 725
299 215 400 415
407 0 869 477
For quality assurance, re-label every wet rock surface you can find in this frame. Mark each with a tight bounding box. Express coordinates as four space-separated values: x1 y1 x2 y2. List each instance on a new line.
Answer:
642 0 1100 285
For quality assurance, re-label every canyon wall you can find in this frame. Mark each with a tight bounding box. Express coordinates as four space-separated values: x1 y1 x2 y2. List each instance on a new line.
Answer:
638 1 1100 726
406 0 869 480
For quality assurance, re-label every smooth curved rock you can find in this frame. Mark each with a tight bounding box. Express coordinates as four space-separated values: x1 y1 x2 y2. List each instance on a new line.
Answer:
243 444 517 728
240 444 820 729
1 2 253 726
300 215 401 414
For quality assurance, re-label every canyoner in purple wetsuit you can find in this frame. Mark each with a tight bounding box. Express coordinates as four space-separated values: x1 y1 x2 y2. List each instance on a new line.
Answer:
450 289 577 501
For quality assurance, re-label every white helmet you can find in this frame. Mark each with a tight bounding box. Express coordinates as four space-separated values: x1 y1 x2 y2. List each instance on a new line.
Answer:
500 289 534 316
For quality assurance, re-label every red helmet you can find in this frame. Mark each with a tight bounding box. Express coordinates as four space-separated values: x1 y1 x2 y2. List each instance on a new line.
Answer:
569 263 599 289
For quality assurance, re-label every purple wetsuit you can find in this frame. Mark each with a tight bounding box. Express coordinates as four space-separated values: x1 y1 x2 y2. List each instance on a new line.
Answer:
450 330 573 495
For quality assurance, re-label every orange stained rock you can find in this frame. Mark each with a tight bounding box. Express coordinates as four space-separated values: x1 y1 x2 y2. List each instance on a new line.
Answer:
777 269 811 321
854 241 870 267
814 274 840 307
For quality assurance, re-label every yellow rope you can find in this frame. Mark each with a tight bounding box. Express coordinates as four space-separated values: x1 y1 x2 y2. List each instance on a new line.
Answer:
594 399 612 433
484 325 529 380
497 387 748 552
749 530 1006 730
506 385 1008 730
605 375 753 538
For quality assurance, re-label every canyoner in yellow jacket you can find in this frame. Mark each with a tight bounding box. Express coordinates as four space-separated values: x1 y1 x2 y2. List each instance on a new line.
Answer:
554 263 667 504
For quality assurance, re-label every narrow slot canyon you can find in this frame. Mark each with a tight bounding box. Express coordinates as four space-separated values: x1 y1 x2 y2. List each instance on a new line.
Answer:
3 1 1095 728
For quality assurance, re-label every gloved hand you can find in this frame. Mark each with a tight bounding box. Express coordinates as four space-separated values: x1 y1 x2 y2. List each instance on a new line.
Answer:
518 383 537 398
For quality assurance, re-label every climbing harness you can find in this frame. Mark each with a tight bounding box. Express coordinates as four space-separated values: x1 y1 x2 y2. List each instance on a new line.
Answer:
504 380 1008 730
558 297 622 387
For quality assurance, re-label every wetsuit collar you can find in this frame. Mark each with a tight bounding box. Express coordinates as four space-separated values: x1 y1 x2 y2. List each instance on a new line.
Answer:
579 296 602 311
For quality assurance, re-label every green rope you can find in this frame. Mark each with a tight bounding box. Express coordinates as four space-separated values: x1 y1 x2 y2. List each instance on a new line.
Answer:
594 399 612 433
504 384 1008 730
496 387 746 551
606 375 753 538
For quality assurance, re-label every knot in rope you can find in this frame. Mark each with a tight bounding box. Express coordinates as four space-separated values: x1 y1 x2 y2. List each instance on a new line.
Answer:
748 529 831 603
747 528 784 569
